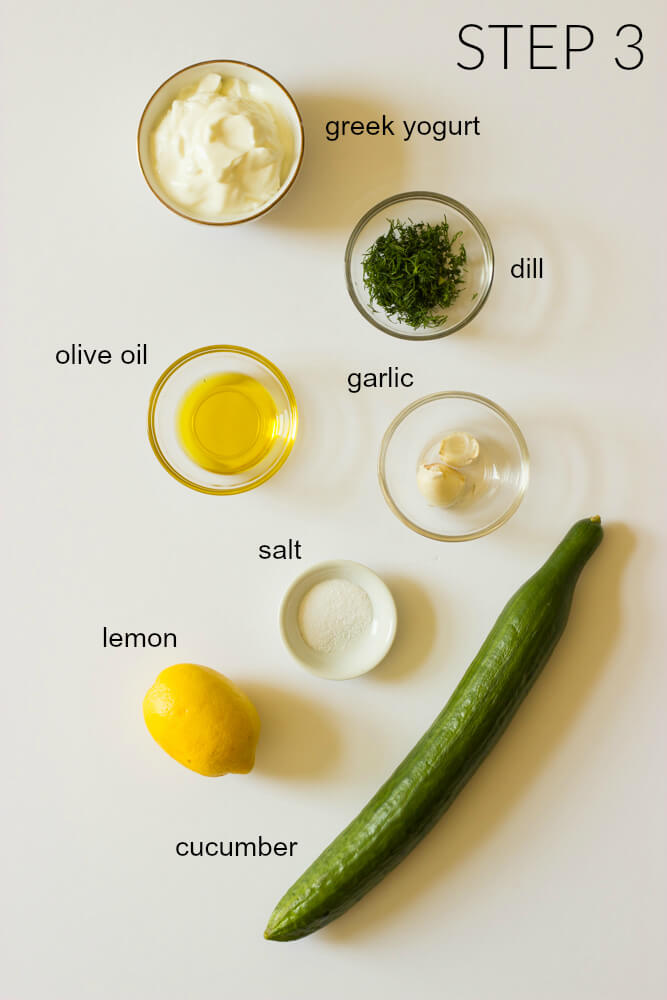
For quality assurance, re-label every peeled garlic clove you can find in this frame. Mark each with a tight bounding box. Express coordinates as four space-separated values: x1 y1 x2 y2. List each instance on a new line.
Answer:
439 431 480 467
416 463 465 507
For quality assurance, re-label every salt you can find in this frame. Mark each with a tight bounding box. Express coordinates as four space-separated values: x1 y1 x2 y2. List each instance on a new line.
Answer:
297 578 373 654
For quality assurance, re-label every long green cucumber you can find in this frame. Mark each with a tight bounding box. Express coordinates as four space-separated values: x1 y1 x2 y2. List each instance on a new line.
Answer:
265 517 603 941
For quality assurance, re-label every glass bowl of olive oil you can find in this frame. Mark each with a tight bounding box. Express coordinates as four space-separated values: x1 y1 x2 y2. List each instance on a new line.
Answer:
148 346 298 494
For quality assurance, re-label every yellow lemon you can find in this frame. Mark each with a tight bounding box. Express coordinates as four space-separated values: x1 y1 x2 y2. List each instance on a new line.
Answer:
143 663 260 777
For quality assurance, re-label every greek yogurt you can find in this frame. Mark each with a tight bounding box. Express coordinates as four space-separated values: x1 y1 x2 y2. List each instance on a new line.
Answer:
151 73 290 218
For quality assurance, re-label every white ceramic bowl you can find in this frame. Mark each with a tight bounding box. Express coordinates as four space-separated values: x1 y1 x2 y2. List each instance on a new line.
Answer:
137 60 304 225
280 561 397 680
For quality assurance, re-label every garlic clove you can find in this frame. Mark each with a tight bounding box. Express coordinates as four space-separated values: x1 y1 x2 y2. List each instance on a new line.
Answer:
416 462 465 507
438 431 480 467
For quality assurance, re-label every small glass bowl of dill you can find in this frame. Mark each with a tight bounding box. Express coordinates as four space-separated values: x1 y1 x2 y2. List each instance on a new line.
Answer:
345 192 494 340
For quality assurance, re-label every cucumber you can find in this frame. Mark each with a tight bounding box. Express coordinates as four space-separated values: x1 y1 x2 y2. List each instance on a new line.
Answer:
264 517 603 941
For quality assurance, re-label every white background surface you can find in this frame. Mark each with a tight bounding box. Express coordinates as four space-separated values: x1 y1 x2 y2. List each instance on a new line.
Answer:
2 1 666 997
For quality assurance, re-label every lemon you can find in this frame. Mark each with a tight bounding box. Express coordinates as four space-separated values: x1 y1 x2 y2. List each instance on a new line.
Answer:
143 663 260 777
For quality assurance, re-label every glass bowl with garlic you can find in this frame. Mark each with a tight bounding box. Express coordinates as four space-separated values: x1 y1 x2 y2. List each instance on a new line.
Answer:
378 392 529 541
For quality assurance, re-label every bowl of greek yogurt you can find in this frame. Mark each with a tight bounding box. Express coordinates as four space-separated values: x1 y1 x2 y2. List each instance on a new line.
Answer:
138 60 304 225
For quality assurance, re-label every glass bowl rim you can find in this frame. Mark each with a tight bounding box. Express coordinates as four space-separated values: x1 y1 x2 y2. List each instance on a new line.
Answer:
378 390 530 541
344 190 495 341
137 59 305 226
147 344 298 495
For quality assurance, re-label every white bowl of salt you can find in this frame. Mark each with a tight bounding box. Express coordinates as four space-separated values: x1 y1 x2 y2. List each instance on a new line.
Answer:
279 561 397 680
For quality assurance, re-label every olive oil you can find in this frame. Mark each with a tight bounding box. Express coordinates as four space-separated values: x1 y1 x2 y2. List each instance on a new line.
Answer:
177 372 278 474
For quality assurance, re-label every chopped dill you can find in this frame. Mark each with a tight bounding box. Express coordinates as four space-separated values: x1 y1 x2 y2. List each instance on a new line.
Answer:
362 216 467 329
